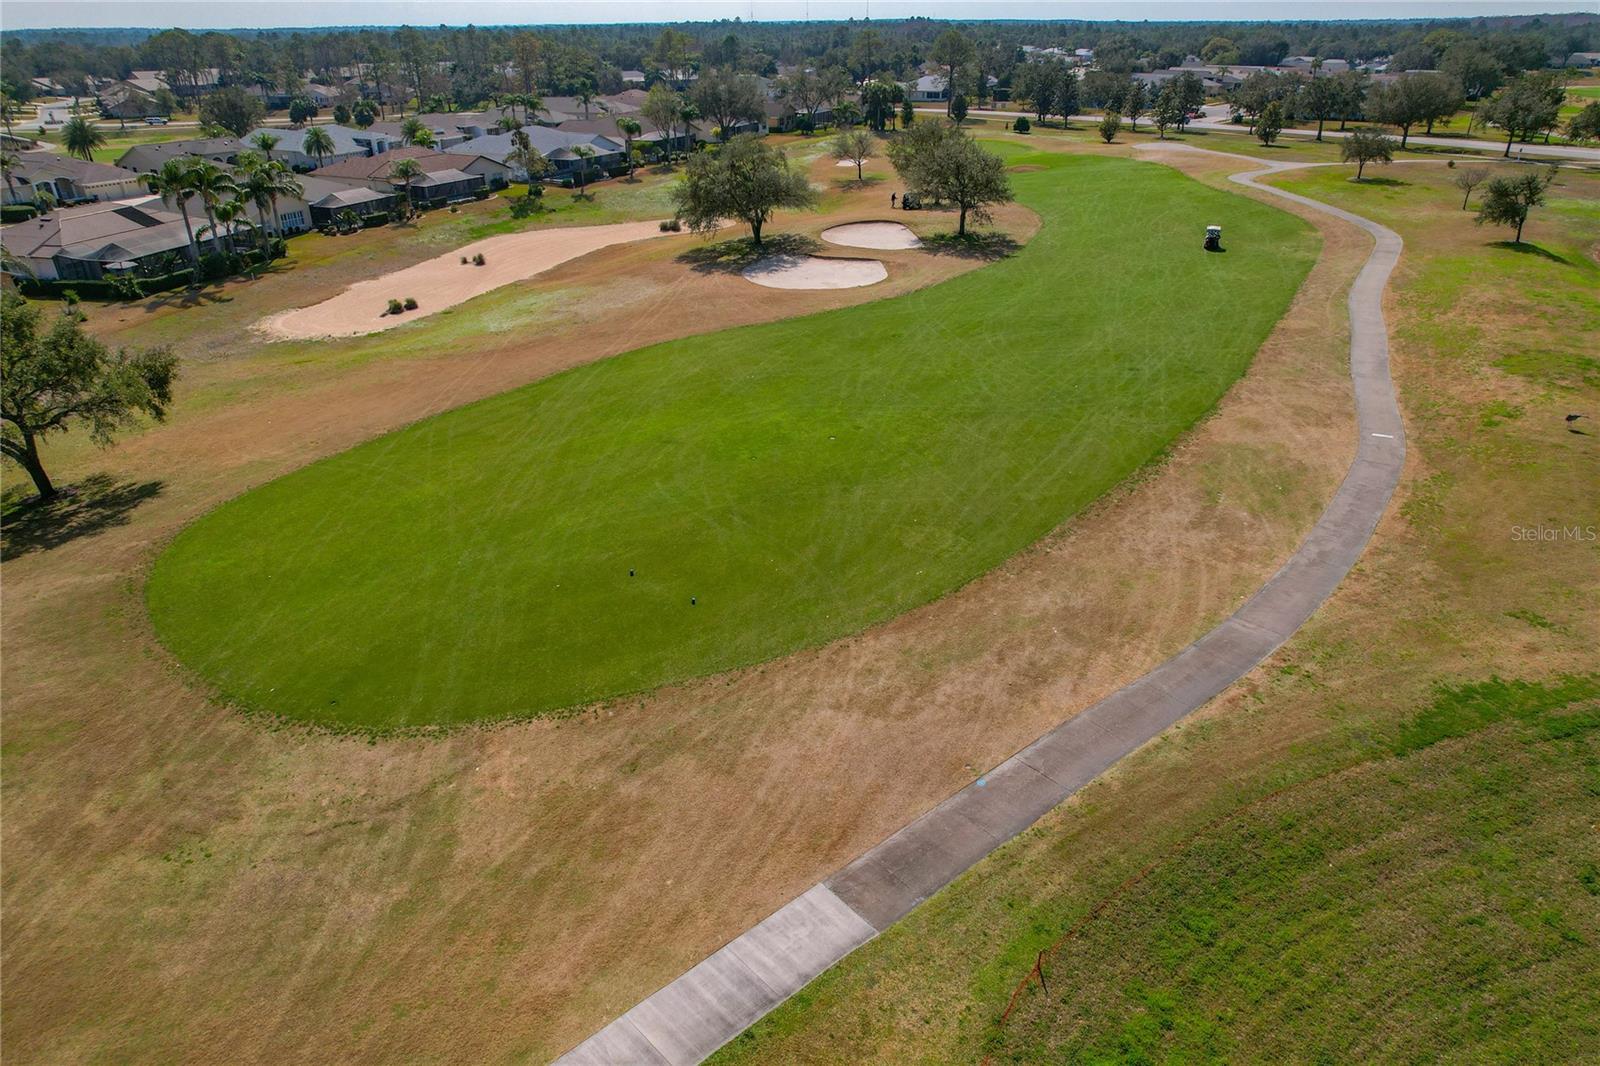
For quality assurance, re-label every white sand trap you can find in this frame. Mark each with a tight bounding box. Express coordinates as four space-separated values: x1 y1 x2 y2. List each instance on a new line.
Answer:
834 158 870 168
257 219 670 340
741 254 887 290
821 221 922 250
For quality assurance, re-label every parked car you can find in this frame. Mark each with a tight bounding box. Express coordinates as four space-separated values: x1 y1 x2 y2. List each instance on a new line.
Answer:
144 116 169 126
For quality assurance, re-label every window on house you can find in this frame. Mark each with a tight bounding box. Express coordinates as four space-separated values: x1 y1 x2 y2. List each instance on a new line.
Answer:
279 210 307 231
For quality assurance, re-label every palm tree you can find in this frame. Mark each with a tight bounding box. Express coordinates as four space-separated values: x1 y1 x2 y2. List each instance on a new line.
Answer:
187 161 240 255
301 125 335 169
236 154 299 240
149 159 201 280
616 117 642 178
399 116 428 145
577 82 596 119
0 92 19 140
678 101 701 157
0 148 20 205
524 92 547 125
571 144 596 197
199 197 250 257
506 129 548 196
389 158 424 217
61 115 105 162
250 131 281 154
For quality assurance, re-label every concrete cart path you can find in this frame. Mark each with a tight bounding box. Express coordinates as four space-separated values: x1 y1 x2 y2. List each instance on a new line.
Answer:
915 103 1600 163
553 147 1407 1066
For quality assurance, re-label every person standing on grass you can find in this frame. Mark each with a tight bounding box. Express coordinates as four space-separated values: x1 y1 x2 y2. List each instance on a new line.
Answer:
891 191 897 208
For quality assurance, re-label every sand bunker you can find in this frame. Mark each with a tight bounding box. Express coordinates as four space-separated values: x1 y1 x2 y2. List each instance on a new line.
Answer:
821 221 922 250
741 255 887 290
257 220 670 340
835 159 869 168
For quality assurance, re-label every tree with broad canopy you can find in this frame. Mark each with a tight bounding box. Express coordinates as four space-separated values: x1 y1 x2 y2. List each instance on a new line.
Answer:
2 292 177 501
670 134 817 247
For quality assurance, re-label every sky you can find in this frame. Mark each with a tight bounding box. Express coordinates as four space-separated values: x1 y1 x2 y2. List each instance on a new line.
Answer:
0 0 1586 31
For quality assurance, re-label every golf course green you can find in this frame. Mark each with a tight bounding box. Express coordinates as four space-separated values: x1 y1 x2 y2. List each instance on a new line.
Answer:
148 148 1318 730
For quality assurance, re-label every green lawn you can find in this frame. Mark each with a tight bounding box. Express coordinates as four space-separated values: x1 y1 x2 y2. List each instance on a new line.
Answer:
146 149 1316 730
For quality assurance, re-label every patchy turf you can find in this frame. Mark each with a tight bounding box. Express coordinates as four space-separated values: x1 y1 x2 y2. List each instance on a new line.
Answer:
145 150 1316 729
706 158 1600 1066
0 143 1356 1064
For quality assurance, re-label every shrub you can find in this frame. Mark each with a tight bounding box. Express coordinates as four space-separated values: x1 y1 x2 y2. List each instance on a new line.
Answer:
403 296 418 310
659 218 682 232
472 252 486 266
1013 116 1032 133
461 256 469 264
1 203 39 223
386 298 404 315
109 273 144 300
449 205 459 213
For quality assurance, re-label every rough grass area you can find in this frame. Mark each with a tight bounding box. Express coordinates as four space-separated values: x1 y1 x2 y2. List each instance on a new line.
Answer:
145 151 1315 729
984 677 1600 1063
708 159 1600 1066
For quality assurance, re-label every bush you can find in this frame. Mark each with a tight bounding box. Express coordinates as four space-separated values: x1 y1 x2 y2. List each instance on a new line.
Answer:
461 256 469 264
17 271 190 301
403 296 418 310
472 252 486 266
659 218 683 232
1 203 39 223
386 298 404 315
508 195 544 218
1013 116 1032 133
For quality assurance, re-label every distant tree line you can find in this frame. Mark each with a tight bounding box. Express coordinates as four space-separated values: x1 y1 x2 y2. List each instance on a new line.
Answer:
2 14 1593 118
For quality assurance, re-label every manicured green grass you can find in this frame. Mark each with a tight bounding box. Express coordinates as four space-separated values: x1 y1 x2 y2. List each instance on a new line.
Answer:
146 150 1316 730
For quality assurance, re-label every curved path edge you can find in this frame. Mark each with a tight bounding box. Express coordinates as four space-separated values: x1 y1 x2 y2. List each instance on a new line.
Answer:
553 148 1406 1066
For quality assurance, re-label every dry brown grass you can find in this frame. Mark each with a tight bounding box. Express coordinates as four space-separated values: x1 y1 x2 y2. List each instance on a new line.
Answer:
3 145 1357 1063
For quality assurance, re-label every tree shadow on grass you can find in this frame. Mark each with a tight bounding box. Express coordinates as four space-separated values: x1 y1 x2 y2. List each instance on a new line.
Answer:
1350 176 1412 187
918 231 1021 261
832 174 886 190
1490 241 1575 266
139 285 233 313
1 474 164 559
675 233 822 275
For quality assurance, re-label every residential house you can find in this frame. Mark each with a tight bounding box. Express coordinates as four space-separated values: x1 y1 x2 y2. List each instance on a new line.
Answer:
301 83 340 107
367 112 479 149
310 147 507 205
447 126 625 182
301 183 401 229
2 152 150 206
621 70 647 86
906 75 950 103
556 115 697 154
117 137 247 174
97 82 162 120
0 195 242 281
239 125 395 170
1564 52 1600 68
125 70 169 95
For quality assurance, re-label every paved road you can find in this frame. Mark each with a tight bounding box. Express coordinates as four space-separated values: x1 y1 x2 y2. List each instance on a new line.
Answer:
921 103 1600 163
553 147 1408 1066
1183 102 1600 161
